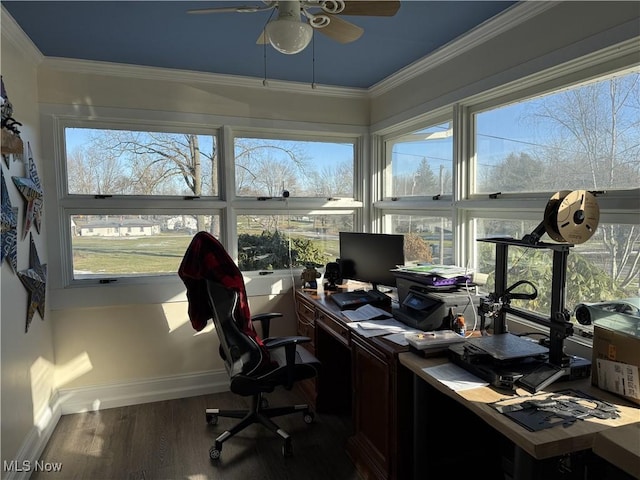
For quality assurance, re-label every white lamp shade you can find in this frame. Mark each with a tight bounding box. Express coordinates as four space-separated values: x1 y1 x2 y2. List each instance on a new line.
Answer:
265 18 313 54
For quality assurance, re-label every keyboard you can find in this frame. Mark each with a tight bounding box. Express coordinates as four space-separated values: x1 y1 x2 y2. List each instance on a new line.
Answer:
330 290 391 310
367 289 391 302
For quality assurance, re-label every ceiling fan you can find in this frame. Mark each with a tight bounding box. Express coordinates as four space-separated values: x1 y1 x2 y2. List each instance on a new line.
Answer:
187 1 401 54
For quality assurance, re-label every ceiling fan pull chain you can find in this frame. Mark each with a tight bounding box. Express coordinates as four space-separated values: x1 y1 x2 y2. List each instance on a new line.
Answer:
263 39 269 87
311 32 316 89
262 9 277 87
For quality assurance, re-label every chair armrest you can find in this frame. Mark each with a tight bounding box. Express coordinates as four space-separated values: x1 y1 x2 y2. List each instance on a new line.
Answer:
263 336 311 350
263 336 312 389
251 312 283 338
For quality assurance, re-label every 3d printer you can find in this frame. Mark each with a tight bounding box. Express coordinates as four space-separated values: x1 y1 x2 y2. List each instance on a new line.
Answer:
449 190 600 392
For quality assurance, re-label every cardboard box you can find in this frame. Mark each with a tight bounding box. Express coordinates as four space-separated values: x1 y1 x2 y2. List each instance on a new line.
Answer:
592 317 640 405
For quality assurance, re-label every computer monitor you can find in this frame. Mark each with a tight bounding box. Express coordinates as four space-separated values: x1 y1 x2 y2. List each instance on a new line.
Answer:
339 232 405 292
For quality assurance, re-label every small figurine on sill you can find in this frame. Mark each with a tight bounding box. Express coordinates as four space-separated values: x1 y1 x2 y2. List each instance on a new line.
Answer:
301 264 321 289
323 261 341 291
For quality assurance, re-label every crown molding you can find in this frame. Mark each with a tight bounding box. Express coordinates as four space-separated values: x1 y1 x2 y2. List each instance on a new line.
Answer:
1 6 44 65
368 1 555 97
40 56 368 99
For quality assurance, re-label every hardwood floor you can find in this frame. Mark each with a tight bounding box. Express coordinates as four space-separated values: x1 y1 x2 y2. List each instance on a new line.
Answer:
33 388 359 480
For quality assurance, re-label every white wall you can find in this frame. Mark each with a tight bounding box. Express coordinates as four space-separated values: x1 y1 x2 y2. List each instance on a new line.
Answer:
50 287 298 391
0 17 56 475
36 62 370 126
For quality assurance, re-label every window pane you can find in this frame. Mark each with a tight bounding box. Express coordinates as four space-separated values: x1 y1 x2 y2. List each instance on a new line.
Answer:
386 214 453 264
474 218 639 338
475 70 640 194
71 214 219 279
234 137 354 197
236 214 353 270
65 128 217 196
387 122 453 197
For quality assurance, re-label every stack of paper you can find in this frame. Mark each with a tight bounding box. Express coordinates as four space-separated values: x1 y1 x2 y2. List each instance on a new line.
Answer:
341 304 393 322
405 330 466 350
393 264 471 279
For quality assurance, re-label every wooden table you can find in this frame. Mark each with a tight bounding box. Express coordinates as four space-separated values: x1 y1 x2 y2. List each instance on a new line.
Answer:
592 422 640 478
399 352 640 479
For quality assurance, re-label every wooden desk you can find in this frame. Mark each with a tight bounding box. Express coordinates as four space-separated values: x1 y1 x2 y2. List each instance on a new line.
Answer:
294 288 412 480
592 423 640 479
399 352 640 479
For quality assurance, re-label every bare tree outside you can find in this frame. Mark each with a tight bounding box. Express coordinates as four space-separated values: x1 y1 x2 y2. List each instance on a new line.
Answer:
528 75 640 291
475 71 640 312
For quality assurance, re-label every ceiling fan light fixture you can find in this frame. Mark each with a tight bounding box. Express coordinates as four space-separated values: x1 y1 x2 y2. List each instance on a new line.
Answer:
265 18 313 54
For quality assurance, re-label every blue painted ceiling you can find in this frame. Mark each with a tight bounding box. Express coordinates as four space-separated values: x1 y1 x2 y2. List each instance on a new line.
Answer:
2 1 518 89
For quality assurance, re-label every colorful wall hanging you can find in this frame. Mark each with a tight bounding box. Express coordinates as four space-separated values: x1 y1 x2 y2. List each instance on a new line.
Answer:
1 168 18 272
12 143 43 240
1 75 24 160
17 234 47 332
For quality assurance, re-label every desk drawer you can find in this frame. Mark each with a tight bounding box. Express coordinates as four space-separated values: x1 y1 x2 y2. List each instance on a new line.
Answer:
296 297 316 323
297 318 316 346
296 297 316 345
317 310 350 347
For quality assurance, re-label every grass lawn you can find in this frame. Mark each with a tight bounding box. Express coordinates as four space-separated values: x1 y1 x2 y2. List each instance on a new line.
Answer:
72 234 193 274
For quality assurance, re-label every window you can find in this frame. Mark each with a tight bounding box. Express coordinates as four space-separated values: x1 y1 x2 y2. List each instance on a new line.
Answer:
66 128 217 196
60 125 220 283
378 119 456 266
466 67 640 341
385 122 453 198
236 214 352 270
377 62 639 349
474 70 640 194
231 134 359 273
233 136 354 198
385 214 453 265
71 214 219 279
473 218 639 337
48 118 362 294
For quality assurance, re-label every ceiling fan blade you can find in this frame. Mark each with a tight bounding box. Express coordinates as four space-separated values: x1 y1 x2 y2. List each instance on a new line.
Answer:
187 3 275 14
256 30 268 44
339 1 400 16
318 15 363 44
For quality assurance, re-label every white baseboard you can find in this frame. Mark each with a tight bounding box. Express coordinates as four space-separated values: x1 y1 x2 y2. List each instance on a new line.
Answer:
57 370 230 414
3 402 62 480
3 370 229 480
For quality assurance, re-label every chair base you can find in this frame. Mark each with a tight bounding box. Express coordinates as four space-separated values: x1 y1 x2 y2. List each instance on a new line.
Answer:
205 392 314 460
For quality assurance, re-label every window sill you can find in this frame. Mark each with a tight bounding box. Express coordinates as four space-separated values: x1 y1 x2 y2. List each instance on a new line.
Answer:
507 315 593 361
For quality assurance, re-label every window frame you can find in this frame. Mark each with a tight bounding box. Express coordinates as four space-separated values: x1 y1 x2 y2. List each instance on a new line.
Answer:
373 43 640 350
41 106 368 309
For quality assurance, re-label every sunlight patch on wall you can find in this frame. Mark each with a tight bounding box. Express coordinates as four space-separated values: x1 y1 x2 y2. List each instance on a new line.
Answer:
30 357 56 433
54 351 94 389
30 353 93 433
161 302 191 332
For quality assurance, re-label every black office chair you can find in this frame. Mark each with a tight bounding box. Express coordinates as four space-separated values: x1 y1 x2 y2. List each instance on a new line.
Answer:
178 231 320 460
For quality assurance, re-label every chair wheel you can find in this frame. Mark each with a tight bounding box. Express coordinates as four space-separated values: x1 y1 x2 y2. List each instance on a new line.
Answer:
209 446 221 460
206 413 218 425
282 439 293 457
303 412 314 424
